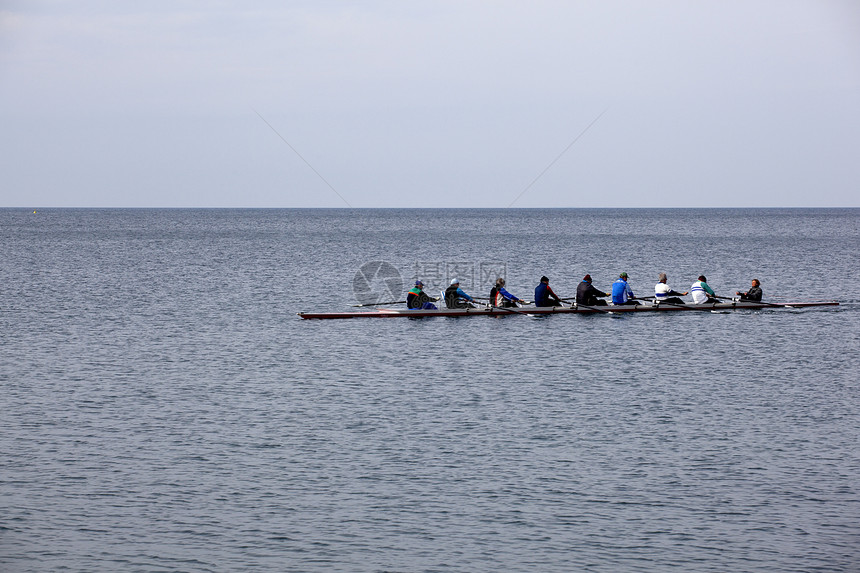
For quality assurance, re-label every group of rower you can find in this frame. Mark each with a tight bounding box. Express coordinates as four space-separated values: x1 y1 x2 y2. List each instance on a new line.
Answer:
406 274 764 309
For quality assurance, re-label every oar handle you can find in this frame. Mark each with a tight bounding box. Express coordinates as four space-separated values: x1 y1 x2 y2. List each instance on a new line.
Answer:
717 294 781 308
494 306 527 314
571 301 613 314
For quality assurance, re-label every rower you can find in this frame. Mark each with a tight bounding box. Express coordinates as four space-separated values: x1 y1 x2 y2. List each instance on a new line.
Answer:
654 272 688 304
576 274 609 306
444 278 476 309
407 280 438 310
534 276 563 307
736 278 763 302
690 275 718 304
490 278 525 308
611 272 639 305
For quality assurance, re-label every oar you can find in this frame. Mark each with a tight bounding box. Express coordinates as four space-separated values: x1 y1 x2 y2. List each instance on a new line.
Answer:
650 299 728 313
574 303 616 315
541 296 571 306
643 294 689 300
492 304 531 316
643 295 688 303
558 296 617 314
487 299 539 315
351 299 406 307
561 295 613 304
556 298 615 315
572 304 610 314
716 295 785 309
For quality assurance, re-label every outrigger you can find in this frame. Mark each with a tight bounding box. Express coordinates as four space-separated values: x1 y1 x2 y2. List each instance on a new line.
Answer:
298 299 838 319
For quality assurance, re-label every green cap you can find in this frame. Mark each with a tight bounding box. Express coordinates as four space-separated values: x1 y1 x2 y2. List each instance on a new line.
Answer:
620 272 628 278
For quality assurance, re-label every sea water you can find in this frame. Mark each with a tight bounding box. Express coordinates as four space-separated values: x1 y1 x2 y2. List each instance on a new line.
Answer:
1 208 858 572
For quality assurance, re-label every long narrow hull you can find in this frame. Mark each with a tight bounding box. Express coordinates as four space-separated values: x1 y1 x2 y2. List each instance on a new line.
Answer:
298 300 838 319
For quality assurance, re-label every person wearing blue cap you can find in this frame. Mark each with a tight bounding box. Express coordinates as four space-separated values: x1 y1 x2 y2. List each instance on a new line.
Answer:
444 278 475 308
407 280 438 309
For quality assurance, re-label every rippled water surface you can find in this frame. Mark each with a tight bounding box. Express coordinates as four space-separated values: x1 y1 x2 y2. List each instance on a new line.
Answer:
1 208 859 572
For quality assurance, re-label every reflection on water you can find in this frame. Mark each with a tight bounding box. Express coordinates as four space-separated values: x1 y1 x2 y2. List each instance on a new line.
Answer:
1 208 858 572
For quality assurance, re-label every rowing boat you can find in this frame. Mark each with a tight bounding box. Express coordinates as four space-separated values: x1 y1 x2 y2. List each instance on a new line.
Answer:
298 300 838 319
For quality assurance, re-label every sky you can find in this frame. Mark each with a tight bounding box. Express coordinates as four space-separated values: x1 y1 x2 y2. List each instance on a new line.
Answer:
1 0 859 208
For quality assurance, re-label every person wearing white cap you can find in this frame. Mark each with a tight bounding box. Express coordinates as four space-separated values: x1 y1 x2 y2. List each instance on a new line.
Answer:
444 278 475 309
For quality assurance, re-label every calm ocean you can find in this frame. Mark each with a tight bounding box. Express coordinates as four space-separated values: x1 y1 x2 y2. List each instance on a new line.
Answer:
1 208 858 572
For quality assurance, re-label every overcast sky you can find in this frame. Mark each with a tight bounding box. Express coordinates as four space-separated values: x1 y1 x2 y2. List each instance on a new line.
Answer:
1 1 859 207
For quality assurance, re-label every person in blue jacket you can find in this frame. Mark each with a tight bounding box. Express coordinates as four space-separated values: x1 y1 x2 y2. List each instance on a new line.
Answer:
611 272 639 305
444 278 475 308
490 277 525 308
534 276 562 307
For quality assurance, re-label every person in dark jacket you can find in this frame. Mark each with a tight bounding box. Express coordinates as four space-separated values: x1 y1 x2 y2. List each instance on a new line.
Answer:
575 274 609 306
534 276 562 307
444 279 475 309
737 278 763 302
406 280 438 309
